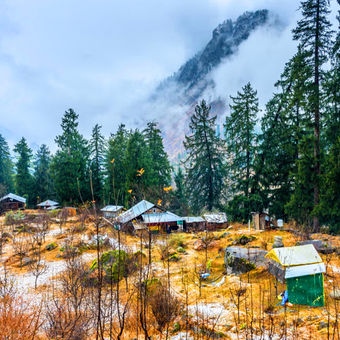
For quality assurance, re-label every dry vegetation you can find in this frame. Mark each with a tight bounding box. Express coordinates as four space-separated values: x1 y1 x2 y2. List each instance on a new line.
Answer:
0 210 339 339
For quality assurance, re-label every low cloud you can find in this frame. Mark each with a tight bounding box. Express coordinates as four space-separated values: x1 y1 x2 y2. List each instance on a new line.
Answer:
0 0 338 153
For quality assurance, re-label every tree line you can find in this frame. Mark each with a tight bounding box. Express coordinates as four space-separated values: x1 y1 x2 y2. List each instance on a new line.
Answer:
0 111 173 210
0 0 339 233
182 0 339 233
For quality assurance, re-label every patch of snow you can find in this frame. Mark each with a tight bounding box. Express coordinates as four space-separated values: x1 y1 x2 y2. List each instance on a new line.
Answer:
329 265 340 274
188 303 225 319
46 228 63 237
171 332 194 340
210 276 225 287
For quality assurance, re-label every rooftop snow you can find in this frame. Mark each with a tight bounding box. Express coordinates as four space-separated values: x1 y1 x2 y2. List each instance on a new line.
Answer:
118 200 154 224
0 193 26 203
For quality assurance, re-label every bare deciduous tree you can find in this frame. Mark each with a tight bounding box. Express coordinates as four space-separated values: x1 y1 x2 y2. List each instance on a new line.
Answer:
150 285 181 340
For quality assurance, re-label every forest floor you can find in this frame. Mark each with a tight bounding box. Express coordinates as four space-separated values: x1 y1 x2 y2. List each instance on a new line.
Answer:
0 212 339 339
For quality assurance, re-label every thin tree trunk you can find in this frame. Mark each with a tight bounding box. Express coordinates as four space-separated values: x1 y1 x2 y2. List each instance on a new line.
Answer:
313 0 321 232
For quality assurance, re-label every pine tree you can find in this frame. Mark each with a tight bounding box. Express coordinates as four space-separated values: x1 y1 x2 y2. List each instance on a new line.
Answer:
184 100 226 213
292 0 333 230
143 122 172 200
256 49 313 219
333 0 340 61
125 129 154 202
90 124 106 204
51 109 90 204
0 134 14 194
318 3 340 233
105 124 130 205
14 137 34 205
170 167 189 216
319 137 340 233
285 135 315 229
33 144 53 202
224 83 260 221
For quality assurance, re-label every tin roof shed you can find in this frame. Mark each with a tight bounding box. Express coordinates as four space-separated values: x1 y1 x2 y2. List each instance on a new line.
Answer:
118 200 155 224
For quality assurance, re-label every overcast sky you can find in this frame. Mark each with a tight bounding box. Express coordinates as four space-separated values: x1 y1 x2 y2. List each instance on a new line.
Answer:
0 0 338 152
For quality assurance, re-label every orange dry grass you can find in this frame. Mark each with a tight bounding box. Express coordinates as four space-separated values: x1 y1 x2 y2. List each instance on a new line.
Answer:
0 296 43 339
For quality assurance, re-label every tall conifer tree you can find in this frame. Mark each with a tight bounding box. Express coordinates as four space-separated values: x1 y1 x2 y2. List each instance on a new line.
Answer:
257 49 312 218
143 121 172 200
14 137 34 205
51 109 90 204
125 129 154 202
292 0 333 230
90 124 105 203
33 144 53 203
170 167 189 216
225 83 260 221
0 134 14 194
184 100 225 213
105 124 130 205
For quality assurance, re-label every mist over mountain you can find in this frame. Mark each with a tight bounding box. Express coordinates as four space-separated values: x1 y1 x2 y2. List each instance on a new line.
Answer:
149 9 281 161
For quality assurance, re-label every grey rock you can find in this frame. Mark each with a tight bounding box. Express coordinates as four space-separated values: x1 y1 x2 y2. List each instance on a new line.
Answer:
300 239 323 250
318 321 328 330
22 257 33 266
329 289 340 300
174 10 269 90
272 236 284 248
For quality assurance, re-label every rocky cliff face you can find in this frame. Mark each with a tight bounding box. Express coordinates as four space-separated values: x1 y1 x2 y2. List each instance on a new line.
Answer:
163 10 269 100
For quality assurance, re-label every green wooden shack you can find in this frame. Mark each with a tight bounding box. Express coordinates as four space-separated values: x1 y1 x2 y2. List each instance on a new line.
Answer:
266 244 325 307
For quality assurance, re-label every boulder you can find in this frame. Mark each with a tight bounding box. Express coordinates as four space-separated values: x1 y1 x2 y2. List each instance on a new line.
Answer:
193 240 204 251
299 239 323 250
329 289 340 300
318 321 328 330
1 232 12 239
224 247 268 274
22 257 33 266
232 234 256 245
272 236 284 248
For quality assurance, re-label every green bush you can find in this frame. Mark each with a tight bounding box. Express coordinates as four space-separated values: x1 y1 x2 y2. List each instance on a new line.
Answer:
177 246 186 253
4 211 25 225
46 242 57 251
90 250 130 281
169 253 180 262
233 234 256 245
170 234 186 248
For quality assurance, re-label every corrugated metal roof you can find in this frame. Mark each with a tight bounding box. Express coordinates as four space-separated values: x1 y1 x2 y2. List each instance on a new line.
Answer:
183 216 205 223
266 244 323 267
285 262 326 279
203 212 228 223
118 200 154 224
37 200 59 207
101 205 123 212
0 193 26 203
142 212 181 224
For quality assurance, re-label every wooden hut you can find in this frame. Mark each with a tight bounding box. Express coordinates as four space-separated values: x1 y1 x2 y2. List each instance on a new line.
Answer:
203 212 228 230
37 199 59 210
182 216 206 231
101 205 124 218
252 212 271 230
142 211 182 233
0 193 26 213
118 200 165 232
